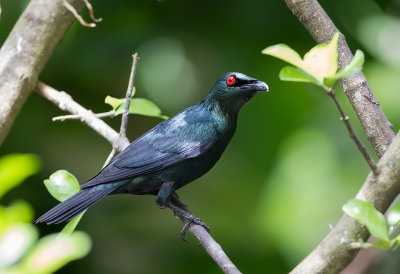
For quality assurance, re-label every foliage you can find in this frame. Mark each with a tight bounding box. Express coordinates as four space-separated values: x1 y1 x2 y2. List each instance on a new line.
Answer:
43 170 85 236
0 154 91 274
343 198 400 251
105 87 168 119
262 33 365 91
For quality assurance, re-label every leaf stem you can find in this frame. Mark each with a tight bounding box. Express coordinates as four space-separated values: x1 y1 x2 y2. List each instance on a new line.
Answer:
326 89 379 175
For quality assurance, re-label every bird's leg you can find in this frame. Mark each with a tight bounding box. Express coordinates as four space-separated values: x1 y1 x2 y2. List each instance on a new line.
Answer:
169 193 210 241
156 183 210 241
155 182 174 209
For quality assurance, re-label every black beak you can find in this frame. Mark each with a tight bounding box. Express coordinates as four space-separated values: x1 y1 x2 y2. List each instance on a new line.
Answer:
243 80 269 92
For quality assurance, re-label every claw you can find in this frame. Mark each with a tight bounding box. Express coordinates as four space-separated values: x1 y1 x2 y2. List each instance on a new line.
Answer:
180 220 191 242
165 200 210 241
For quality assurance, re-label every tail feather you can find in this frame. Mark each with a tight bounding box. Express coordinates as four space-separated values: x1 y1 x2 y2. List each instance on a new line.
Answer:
36 187 115 225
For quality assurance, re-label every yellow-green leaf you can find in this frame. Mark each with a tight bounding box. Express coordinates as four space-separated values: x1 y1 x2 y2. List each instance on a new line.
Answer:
302 32 339 81
43 170 80 202
0 224 38 267
279 66 319 85
0 154 41 199
343 199 389 242
19 232 91 274
115 98 168 119
262 44 304 69
263 33 341 84
105 95 124 111
323 49 364 88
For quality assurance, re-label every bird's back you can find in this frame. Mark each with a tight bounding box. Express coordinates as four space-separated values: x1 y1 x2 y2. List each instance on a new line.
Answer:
81 100 236 191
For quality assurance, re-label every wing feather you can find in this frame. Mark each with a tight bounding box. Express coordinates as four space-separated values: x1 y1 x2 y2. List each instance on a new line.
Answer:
81 106 218 188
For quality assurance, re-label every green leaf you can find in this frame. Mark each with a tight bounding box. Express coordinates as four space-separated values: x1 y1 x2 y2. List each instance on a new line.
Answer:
104 87 137 111
343 199 389 241
0 154 41 199
114 98 167 119
130 86 136 97
5 200 34 224
262 44 304 69
263 33 340 83
323 50 364 88
60 212 85 236
387 197 400 228
0 224 38 267
43 170 80 202
370 239 391 250
105 95 124 111
302 32 339 81
390 234 400 251
20 231 91 274
105 95 168 120
279 66 320 85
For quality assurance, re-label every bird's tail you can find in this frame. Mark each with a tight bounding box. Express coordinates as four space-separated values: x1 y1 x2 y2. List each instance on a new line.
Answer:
35 186 116 225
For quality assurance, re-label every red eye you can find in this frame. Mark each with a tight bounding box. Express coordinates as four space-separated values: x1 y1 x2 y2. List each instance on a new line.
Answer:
226 75 236 86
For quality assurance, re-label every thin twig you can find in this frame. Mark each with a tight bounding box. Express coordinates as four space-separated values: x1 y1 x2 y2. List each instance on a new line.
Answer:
103 148 117 168
83 0 102 22
53 110 115 121
119 53 139 138
35 82 128 152
284 0 394 158
103 53 139 165
63 0 96 27
327 89 379 175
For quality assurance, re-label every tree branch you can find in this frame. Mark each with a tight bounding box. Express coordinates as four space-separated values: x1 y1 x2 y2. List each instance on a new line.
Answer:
35 81 241 274
284 0 395 158
53 110 116 121
291 130 400 273
327 90 379 175
0 0 85 148
283 0 399 272
35 82 128 152
119 53 139 138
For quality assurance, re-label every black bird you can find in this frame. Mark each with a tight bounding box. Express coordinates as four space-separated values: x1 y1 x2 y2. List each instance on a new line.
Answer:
36 72 268 238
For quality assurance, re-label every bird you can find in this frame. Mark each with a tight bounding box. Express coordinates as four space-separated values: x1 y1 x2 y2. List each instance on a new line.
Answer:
36 72 269 239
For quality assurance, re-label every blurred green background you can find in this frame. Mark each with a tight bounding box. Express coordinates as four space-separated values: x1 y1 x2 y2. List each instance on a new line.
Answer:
1 0 400 273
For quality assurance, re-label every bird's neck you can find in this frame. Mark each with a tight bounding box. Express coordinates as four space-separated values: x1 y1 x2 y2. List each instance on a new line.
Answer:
203 96 239 131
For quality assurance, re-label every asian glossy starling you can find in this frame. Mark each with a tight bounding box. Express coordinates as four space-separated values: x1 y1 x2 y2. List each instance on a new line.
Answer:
36 72 269 239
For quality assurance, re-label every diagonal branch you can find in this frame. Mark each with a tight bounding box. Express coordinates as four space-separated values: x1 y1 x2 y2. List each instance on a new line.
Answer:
283 0 398 272
35 82 128 152
284 0 395 158
0 0 85 148
35 81 241 274
291 130 400 273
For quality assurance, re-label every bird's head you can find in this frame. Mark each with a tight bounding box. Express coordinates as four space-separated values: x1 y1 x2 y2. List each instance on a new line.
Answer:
206 72 269 113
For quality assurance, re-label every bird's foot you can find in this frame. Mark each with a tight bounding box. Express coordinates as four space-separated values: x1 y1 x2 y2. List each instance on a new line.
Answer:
179 213 210 242
167 202 210 241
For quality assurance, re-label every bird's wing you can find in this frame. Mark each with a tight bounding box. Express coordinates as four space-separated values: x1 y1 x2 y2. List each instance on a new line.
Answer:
81 110 218 188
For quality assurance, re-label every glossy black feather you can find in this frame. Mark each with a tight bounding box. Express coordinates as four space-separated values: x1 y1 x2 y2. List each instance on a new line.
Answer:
81 103 218 188
36 72 268 225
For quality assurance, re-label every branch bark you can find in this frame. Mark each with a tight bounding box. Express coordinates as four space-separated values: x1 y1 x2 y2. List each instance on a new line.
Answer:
35 82 241 274
283 0 399 272
285 0 395 158
0 0 85 148
35 82 128 152
291 131 400 273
